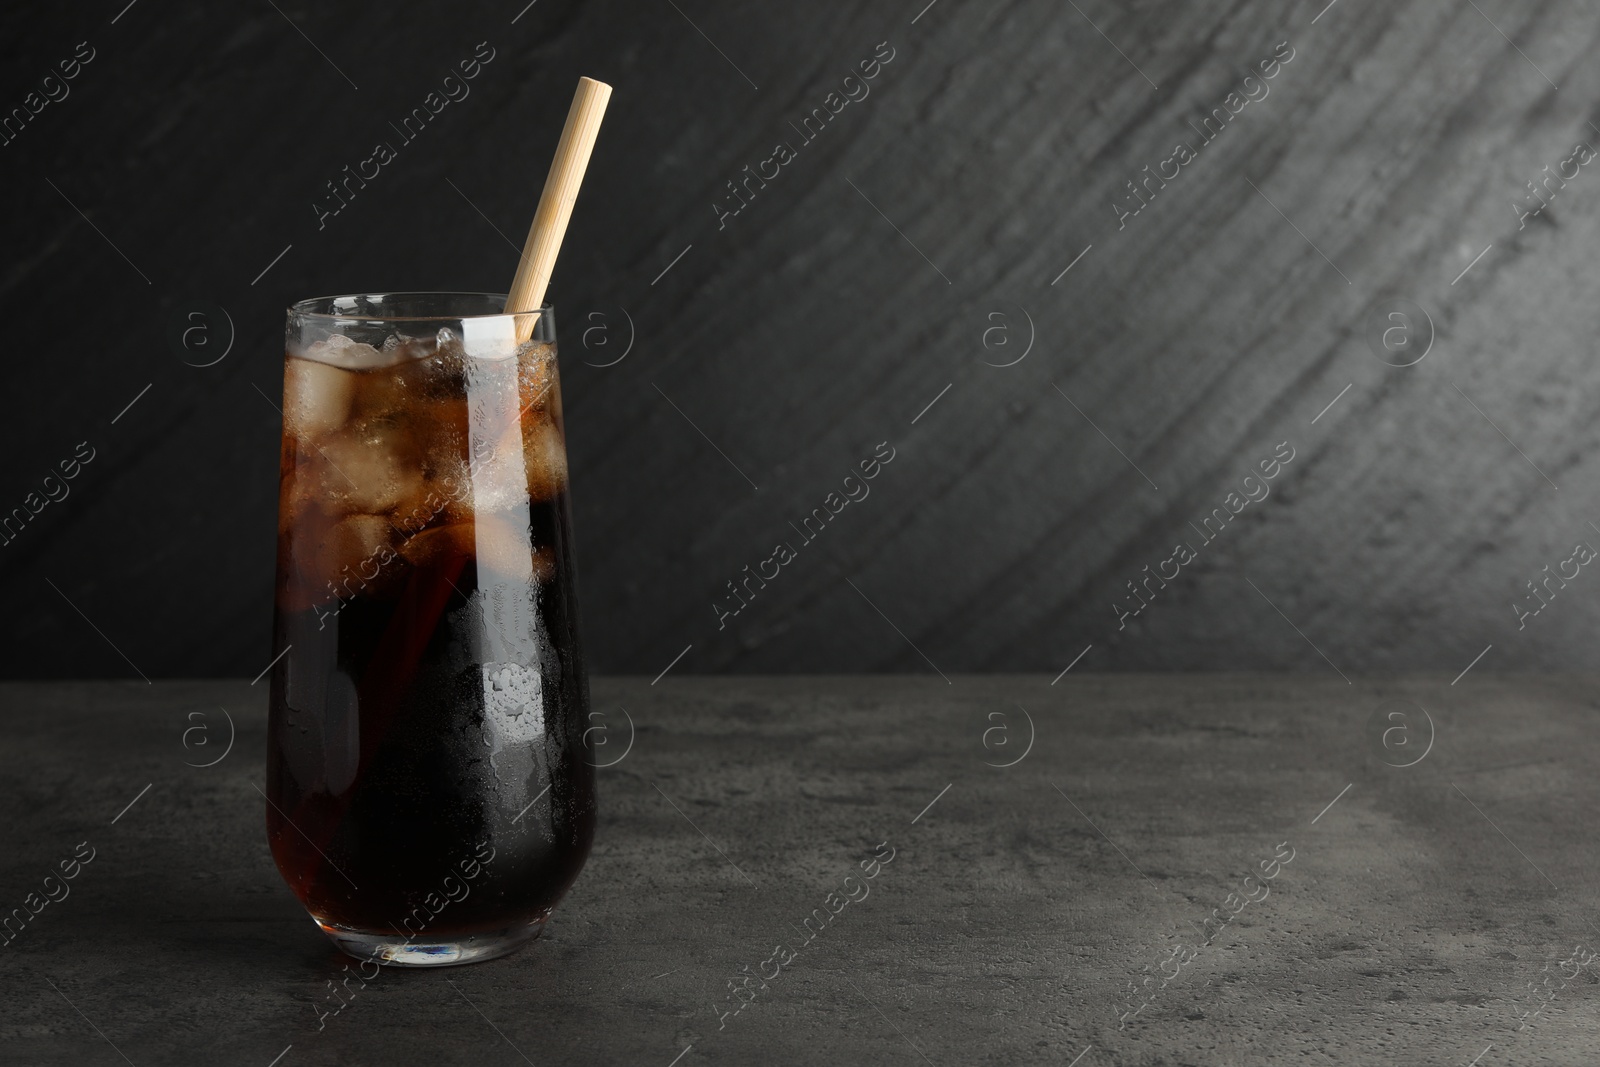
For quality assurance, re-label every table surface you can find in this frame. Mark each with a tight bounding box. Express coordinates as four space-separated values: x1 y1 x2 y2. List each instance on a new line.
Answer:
2 676 1596 1066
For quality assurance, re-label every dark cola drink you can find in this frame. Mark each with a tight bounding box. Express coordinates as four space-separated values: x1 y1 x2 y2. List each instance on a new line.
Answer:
266 294 594 966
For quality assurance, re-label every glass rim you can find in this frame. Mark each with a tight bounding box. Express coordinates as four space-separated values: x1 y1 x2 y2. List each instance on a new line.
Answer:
287 292 552 323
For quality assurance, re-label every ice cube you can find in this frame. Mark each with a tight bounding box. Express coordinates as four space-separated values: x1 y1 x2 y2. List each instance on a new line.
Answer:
398 522 476 569
465 410 568 511
346 365 405 423
388 447 468 535
424 455 507 519
395 515 554 585
440 395 531 518
388 482 445 535
407 397 469 460
277 456 328 541
314 514 399 598
522 419 568 502
316 417 425 515
275 470 343 610
473 443 531 515
282 356 354 440
516 342 559 419
474 512 536 580
299 333 400 370
390 334 466 402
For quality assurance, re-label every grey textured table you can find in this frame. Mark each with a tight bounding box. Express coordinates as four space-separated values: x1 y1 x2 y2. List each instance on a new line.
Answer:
3 676 1596 1066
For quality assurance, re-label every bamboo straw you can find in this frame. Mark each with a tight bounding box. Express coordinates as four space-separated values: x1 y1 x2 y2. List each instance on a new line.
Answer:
506 76 613 342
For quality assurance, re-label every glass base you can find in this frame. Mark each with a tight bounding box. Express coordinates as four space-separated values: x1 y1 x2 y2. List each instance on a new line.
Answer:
315 916 546 968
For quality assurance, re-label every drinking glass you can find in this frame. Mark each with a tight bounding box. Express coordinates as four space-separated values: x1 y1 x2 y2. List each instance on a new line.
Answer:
265 292 594 966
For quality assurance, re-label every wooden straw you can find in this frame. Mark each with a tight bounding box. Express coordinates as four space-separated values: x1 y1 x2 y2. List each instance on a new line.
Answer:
506 76 613 342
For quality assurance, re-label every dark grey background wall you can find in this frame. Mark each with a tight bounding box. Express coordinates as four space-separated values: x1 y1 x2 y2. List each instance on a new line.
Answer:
3 0 1598 679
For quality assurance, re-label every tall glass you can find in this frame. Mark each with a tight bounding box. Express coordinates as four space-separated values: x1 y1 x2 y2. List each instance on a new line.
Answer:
265 293 594 967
